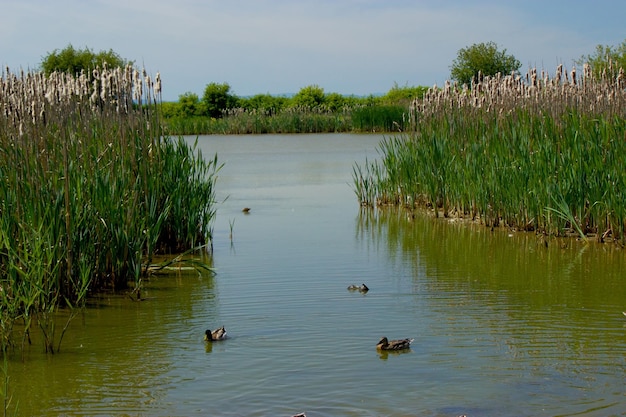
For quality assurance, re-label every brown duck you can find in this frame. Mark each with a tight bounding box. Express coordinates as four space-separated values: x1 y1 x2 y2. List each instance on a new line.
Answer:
376 337 413 351
204 326 227 341
347 283 369 293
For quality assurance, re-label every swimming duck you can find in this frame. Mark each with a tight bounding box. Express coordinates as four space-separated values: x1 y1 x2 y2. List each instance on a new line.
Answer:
204 326 227 341
376 337 413 351
347 283 369 293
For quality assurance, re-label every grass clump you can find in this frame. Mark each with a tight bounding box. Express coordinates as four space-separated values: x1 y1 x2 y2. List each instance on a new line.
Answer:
0 66 219 354
354 64 626 242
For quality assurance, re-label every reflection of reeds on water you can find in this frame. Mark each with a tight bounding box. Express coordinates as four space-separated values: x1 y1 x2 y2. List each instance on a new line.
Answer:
0 66 219 354
354 64 626 243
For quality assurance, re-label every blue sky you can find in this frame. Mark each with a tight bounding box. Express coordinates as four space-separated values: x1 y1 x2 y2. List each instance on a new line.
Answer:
2 0 625 101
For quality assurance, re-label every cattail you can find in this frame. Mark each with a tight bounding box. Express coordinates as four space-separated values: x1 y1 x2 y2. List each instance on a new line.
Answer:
100 70 109 101
144 75 152 102
30 100 36 124
154 72 161 96
583 63 592 80
555 64 563 85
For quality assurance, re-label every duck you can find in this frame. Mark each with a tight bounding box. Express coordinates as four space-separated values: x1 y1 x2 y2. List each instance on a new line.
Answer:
347 283 369 293
204 326 227 341
376 336 413 351
242 207 251 214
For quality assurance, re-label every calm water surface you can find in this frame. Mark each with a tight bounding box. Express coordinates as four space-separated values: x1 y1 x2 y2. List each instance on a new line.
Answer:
6 133 626 417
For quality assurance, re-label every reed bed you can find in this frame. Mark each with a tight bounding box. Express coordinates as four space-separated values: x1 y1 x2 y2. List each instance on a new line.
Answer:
354 64 626 242
351 105 407 132
164 109 348 134
163 104 407 134
0 66 219 354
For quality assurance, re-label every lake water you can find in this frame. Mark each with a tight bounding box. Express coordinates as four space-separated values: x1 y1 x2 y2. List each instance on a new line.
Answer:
5 133 626 417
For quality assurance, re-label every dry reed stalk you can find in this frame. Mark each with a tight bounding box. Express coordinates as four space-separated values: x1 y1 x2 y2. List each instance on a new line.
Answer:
411 65 626 124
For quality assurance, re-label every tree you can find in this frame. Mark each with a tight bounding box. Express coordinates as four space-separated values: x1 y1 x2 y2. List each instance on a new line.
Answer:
576 39 626 80
291 85 325 109
40 44 130 75
202 82 238 118
175 92 207 117
325 92 347 112
239 93 288 115
382 83 429 105
450 41 521 86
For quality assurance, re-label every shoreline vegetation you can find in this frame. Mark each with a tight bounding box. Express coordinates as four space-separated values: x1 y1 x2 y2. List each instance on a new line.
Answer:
159 84 428 135
353 64 626 244
0 66 219 355
161 104 409 135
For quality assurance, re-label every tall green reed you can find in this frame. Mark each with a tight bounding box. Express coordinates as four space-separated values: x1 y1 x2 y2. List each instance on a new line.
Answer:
354 65 626 243
0 66 218 354
351 105 407 132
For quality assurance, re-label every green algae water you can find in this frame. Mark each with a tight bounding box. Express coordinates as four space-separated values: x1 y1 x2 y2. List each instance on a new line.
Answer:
5 134 626 416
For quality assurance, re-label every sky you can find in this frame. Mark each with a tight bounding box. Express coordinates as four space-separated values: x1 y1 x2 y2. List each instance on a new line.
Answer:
2 0 625 101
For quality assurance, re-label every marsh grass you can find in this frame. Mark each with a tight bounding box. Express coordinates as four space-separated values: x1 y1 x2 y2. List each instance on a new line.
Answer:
354 64 626 242
0 66 219 354
351 105 407 132
163 104 407 134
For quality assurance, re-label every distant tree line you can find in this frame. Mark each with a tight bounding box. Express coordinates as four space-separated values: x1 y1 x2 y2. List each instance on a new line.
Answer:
37 40 626 120
159 82 429 120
